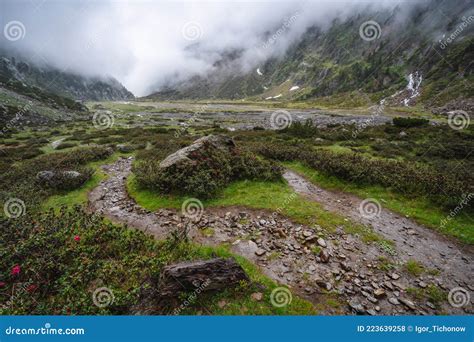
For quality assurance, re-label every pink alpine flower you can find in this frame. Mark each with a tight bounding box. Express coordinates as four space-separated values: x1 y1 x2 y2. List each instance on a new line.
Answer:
11 265 20 276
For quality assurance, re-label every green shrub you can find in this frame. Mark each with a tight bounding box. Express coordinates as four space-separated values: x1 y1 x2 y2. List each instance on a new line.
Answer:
392 117 429 128
134 142 282 198
55 142 77 150
254 142 472 211
281 119 318 138
404 259 425 276
0 146 113 213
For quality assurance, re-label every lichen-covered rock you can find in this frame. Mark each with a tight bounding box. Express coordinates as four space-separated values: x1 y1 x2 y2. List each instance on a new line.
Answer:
36 169 91 190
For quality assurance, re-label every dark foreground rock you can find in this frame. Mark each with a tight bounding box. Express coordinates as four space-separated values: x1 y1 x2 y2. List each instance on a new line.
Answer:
131 258 249 314
158 258 249 297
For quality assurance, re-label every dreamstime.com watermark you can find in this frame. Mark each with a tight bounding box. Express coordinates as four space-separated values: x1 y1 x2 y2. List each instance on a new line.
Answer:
447 110 470 131
92 111 115 130
270 287 292 308
5 323 85 336
439 16 474 50
352 103 384 138
359 20 381 41
92 287 115 308
175 103 210 138
173 278 211 315
272 192 297 217
3 198 26 218
1 280 33 310
261 12 300 50
448 287 471 308
440 193 473 228
1 102 32 136
270 109 293 130
182 21 203 41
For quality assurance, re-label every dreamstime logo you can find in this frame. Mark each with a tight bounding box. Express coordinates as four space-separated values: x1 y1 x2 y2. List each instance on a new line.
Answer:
181 198 204 221
359 20 381 41
270 110 292 130
92 287 115 308
272 192 297 217
181 21 203 41
448 110 470 130
448 287 470 308
358 198 381 219
92 111 115 130
3 198 26 218
3 21 26 41
270 287 292 308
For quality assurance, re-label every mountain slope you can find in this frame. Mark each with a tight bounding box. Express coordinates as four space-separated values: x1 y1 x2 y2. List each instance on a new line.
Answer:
0 55 136 130
0 56 134 101
0 58 89 129
146 0 473 109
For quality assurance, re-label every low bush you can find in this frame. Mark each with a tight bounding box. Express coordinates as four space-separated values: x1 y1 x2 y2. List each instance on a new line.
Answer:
0 146 113 212
392 117 429 128
280 119 319 138
254 142 472 211
0 145 43 162
134 141 282 198
55 142 77 150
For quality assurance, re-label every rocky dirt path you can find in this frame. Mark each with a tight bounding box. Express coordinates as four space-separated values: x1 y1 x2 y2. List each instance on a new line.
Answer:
88 157 473 315
283 171 474 287
89 157 174 240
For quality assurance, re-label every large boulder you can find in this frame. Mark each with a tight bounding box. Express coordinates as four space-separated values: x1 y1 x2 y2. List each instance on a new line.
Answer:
36 169 89 190
159 134 235 169
37 170 82 183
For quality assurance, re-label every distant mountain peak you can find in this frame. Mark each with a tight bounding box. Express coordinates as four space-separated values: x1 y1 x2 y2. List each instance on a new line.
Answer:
0 55 134 101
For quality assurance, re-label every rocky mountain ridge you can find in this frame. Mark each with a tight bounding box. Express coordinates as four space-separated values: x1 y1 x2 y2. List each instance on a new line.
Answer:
0 56 134 101
146 0 473 109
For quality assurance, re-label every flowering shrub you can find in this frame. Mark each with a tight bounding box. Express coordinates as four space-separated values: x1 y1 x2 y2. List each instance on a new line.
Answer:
0 207 189 314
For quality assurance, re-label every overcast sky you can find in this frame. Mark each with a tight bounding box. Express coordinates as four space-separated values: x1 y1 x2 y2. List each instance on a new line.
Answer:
1 0 412 96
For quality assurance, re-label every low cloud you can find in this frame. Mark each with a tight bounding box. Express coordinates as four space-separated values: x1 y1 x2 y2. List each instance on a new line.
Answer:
1 0 410 96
